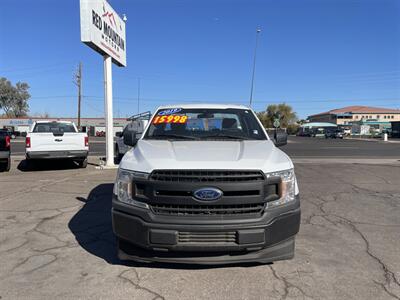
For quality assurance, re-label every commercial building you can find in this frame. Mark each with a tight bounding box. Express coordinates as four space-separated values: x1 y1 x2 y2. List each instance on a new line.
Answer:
307 106 400 126
0 117 131 136
298 122 337 136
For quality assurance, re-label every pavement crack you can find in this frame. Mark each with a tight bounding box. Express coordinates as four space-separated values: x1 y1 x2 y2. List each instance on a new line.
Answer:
332 214 400 299
269 265 315 300
0 177 72 201
117 269 165 300
303 190 400 299
10 254 57 275
1 239 29 253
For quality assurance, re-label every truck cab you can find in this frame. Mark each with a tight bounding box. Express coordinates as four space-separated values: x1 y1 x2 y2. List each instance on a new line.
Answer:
112 104 300 264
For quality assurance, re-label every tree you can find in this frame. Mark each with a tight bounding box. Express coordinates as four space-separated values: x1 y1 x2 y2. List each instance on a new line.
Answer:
0 77 30 117
257 103 298 128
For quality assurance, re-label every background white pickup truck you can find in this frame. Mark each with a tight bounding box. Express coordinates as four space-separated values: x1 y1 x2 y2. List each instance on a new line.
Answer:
26 121 89 168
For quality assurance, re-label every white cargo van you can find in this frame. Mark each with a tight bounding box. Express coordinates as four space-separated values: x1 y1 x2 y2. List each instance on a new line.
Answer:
112 104 300 264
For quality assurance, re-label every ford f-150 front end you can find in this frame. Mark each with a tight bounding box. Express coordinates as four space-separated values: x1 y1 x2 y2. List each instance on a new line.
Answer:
112 104 300 264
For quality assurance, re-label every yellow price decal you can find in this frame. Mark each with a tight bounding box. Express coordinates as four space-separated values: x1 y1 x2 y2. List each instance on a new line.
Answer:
153 115 188 124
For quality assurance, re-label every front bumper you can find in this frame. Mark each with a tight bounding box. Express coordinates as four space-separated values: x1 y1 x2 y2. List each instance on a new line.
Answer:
112 195 300 264
26 150 88 160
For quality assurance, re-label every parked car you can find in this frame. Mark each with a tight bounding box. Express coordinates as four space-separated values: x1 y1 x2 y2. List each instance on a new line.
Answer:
25 121 89 168
96 131 105 137
2 127 20 139
325 130 344 139
0 130 11 171
342 128 351 136
113 104 300 265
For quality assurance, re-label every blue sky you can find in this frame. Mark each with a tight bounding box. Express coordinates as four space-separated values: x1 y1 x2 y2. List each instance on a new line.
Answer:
1 0 399 119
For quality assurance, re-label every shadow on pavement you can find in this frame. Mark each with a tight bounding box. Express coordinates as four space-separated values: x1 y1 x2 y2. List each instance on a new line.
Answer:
69 183 264 270
69 183 122 264
17 159 82 172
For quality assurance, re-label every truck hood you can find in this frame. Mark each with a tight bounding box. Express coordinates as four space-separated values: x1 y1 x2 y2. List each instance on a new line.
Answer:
120 139 293 174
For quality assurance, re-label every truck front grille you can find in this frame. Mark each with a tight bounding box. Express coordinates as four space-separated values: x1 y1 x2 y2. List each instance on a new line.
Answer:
178 231 237 244
149 170 265 182
150 203 265 216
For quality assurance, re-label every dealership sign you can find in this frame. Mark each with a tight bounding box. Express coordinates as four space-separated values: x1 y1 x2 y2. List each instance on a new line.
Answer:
80 0 126 67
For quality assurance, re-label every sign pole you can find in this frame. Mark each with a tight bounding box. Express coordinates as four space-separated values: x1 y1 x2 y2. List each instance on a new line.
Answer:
80 0 126 168
104 55 114 167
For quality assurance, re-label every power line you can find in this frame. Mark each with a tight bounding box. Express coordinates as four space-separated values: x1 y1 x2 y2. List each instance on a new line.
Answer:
28 95 400 107
83 101 103 114
0 61 76 73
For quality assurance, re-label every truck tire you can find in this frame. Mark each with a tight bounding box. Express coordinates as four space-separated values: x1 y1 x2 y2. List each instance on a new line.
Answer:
115 144 123 162
5 158 10 172
78 158 88 168
24 158 34 170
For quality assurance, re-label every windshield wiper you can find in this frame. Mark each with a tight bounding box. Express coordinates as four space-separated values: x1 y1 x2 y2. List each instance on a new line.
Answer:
147 134 198 140
202 134 250 140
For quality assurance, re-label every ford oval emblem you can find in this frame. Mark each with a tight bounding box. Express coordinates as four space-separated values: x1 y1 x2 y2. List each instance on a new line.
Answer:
193 187 223 201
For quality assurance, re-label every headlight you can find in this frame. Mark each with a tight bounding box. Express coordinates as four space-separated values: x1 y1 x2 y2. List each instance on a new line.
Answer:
266 169 296 208
113 169 149 209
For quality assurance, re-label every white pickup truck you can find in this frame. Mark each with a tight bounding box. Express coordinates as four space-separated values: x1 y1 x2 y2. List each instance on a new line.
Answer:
112 104 300 265
25 121 89 168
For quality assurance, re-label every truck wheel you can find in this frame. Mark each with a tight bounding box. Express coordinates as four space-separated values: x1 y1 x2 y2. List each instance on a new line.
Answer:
5 158 10 171
24 158 34 170
115 145 123 162
78 158 88 168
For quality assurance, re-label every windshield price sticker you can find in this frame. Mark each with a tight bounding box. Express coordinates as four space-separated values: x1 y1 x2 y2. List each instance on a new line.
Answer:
158 108 182 116
153 115 188 124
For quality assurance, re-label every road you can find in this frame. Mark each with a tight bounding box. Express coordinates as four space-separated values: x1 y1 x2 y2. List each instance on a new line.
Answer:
11 136 400 158
281 136 400 158
1 158 399 299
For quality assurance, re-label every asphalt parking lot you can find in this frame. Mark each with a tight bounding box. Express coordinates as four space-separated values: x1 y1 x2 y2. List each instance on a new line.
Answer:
1 139 400 299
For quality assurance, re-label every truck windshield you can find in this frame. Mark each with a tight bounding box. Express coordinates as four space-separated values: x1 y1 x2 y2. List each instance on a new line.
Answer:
33 123 76 133
144 108 267 140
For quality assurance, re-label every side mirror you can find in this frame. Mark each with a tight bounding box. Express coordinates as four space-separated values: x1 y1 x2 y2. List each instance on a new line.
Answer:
115 131 122 137
274 131 288 147
123 130 138 147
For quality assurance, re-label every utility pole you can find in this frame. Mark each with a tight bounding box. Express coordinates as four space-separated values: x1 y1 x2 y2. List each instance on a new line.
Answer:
137 77 141 114
73 62 82 129
249 27 261 107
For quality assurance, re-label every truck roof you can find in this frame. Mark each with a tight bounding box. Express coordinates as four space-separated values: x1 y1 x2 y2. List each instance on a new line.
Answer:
34 120 74 124
157 103 250 110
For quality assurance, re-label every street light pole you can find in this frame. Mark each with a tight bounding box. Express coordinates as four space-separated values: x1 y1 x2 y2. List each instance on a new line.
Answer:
249 27 261 107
